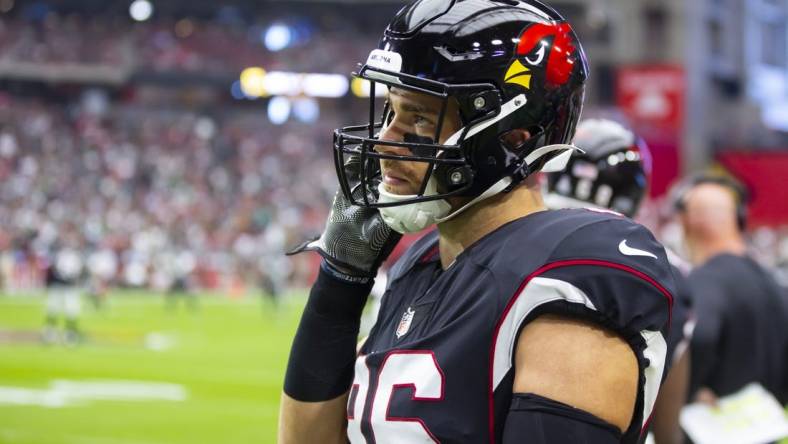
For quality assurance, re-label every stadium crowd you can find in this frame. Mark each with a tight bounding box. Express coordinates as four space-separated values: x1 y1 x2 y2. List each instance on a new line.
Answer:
2 89 788 295
0 93 348 294
1 9 787 298
0 12 369 74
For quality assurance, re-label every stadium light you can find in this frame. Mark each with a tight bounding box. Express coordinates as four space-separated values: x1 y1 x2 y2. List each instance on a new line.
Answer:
302 74 349 98
129 0 153 22
237 67 374 99
293 98 320 123
265 24 292 52
230 81 245 100
262 71 301 96
351 78 387 98
268 97 291 125
239 67 268 98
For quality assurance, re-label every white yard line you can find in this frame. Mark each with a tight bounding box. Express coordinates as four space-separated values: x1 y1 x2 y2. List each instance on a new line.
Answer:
0 379 187 408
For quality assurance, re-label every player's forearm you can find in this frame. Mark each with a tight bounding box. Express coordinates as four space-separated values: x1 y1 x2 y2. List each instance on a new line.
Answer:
278 392 349 444
280 260 371 442
283 261 372 401
651 349 690 444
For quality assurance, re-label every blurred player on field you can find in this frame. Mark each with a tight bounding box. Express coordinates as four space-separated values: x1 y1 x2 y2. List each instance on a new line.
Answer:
43 243 85 346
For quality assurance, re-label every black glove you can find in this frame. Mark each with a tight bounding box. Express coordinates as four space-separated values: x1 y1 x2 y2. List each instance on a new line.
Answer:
288 155 401 279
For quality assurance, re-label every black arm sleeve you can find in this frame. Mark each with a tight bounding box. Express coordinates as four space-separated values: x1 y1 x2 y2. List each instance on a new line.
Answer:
502 393 622 444
283 261 373 402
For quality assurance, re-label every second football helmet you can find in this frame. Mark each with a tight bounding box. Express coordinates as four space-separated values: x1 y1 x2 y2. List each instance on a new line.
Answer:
545 118 652 217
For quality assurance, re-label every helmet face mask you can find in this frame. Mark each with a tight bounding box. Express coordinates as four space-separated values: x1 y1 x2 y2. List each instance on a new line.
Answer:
333 0 589 217
333 64 501 208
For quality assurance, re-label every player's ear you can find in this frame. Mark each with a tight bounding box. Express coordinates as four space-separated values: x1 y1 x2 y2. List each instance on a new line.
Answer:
500 129 533 149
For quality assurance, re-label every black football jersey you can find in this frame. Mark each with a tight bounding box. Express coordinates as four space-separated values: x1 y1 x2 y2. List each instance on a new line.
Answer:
348 209 676 444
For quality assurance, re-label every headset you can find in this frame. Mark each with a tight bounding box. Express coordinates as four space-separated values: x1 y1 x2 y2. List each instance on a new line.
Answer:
673 174 750 231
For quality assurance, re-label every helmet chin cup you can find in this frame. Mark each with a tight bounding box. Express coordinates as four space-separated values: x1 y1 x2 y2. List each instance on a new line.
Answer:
377 180 451 234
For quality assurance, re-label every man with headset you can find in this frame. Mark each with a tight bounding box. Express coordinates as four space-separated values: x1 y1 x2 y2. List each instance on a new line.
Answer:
675 175 788 405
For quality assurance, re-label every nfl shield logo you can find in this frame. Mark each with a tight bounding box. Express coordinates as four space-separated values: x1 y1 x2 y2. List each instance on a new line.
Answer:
395 306 415 339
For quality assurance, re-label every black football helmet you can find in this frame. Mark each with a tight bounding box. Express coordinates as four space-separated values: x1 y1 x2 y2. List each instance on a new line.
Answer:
545 118 652 217
334 0 588 215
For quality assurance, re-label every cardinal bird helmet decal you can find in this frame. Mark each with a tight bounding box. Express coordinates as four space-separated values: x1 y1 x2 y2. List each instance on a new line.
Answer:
333 0 589 227
506 23 578 90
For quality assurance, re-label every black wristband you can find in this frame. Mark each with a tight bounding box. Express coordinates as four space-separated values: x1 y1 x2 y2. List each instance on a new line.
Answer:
321 259 373 285
283 262 374 402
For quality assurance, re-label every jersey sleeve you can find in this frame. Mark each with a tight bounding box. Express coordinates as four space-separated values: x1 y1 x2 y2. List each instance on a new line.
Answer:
513 216 676 441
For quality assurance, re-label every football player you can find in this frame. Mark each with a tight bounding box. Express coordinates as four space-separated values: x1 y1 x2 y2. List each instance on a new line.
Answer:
545 118 694 444
43 246 85 345
280 1 677 443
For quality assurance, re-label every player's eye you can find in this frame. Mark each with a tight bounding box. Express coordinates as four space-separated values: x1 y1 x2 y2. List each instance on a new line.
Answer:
413 114 434 128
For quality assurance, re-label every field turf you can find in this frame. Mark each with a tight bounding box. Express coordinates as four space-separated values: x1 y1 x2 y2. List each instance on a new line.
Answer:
1 291 786 444
0 291 304 444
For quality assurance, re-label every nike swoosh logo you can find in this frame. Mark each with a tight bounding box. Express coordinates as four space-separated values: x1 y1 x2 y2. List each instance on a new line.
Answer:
618 240 657 259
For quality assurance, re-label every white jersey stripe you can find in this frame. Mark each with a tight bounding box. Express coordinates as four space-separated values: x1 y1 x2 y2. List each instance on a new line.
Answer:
640 329 667 427
492 276 596 389
491 276 667 428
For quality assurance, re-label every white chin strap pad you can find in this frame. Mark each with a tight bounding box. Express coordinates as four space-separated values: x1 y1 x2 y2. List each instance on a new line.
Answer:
377 180 451 234
377 144 581 233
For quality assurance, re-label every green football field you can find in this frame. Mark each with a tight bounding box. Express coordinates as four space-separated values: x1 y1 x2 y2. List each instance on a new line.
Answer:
1 292 786 444
0 291 305 444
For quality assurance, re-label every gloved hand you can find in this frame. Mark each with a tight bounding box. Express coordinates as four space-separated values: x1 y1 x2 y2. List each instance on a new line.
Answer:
288 155 401 279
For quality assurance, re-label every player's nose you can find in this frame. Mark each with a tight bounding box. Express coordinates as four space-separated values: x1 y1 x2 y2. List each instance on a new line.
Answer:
374 125 412 157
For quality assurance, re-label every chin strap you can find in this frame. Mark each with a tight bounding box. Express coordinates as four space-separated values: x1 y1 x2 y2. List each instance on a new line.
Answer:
433 176 513 224
434 144 579 225
377 179 451 234
377 144 581 233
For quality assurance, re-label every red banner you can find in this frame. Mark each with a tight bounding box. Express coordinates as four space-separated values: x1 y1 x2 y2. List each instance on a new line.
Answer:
617 65 685 197
718 151 788 227
617 65 685 132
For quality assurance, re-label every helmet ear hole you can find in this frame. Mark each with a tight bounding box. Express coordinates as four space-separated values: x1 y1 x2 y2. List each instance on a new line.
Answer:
499 129 531 149
498 126 543 151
